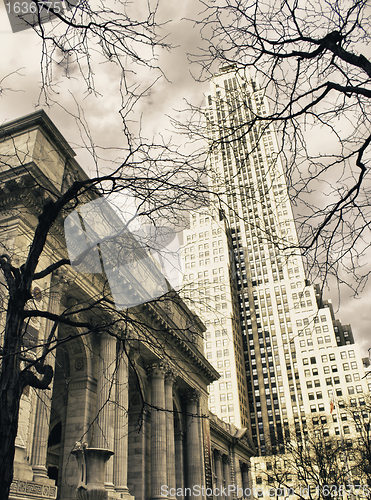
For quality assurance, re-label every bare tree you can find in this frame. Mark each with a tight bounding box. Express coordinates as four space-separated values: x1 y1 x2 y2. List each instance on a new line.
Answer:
256 415 367 500
345 394 371 490
189 0 371 295
0 104 214 497
0 2 217 496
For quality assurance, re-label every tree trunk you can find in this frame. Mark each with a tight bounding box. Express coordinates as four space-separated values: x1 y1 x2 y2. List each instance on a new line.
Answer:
0 379 21 499
0 296 25 500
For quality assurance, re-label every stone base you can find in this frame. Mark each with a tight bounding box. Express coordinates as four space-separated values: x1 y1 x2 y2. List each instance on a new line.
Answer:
108 489 135 500
9 478 57 500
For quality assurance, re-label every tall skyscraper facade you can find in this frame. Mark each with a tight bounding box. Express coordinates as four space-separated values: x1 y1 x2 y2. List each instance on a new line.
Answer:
181 66 370 462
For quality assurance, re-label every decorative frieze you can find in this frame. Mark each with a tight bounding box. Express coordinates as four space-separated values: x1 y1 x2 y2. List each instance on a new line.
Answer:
10 479 57 499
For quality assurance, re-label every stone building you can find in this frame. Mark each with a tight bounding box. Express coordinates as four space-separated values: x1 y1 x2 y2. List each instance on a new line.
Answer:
0 111 254 500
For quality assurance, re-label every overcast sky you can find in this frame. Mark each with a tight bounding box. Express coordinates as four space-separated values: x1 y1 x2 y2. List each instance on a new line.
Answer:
0 0 370 356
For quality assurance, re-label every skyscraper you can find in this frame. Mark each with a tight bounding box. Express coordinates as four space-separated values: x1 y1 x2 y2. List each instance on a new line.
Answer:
181 66 369 461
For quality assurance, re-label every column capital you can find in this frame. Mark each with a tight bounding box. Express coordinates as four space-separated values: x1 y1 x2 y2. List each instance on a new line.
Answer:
181 388 200 403
147 361 167 379
222 454 231 464
165 368 177 385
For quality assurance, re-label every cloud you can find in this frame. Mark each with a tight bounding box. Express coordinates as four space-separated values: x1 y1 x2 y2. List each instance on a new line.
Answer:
0 0 369 354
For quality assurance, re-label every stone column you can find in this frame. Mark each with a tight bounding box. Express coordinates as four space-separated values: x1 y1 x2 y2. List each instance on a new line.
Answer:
233 459 243 496
222 456 231 499
114 343 132 498
214 450 223 498
148 362 167 500
175 429 184 500
184 389 202 498
95 331 116 490
165 371 176 500
31 273 65 481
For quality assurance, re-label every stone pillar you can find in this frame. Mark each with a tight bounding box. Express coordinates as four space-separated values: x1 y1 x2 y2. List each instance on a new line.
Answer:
214 450 223 498
233 460 243 498
184 389 202 498
175 429 184 500
95 331 116 490
148 362 167 500
222 456 231 499
31 273 65 481
114 343 132 498
165 371 176 500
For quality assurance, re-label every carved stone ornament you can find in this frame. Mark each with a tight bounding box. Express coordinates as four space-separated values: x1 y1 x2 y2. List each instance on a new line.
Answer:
147 361 167 379
72 442 114 500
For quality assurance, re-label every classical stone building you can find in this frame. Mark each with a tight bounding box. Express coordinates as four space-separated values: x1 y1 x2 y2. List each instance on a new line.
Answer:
0 111 254 500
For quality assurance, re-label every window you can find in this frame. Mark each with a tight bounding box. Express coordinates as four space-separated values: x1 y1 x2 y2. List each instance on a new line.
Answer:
343 363 349 371
324 366 330 374
340 352 347 359
351 362 358 370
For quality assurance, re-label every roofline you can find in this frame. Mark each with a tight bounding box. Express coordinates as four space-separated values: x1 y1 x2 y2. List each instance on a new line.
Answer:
0 110 76 160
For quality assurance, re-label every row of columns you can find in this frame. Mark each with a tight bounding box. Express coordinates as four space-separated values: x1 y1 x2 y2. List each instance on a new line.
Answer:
213 450 231 498
95 333 204 500
95 331 131 497
149 362 203 500
213 450 251 499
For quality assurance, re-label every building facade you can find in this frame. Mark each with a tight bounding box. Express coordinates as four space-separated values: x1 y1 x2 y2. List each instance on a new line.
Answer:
181 65 370 469
0 111 254 500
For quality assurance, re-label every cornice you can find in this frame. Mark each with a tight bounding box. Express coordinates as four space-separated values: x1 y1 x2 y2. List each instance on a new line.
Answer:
0 110 76 160
141 301 219 383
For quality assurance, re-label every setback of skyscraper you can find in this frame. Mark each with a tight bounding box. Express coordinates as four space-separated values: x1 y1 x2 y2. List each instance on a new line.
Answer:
181 65 370 470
